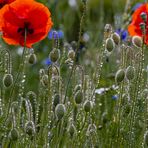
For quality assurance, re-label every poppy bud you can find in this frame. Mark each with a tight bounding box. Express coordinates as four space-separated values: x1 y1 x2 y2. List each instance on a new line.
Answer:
68 50 75 60
9 128 19 141
53 94 60 107
83 100 92 112
105 38 115 52
3 74 13 88
74 90 83 104
55 104 66 120
132 36 142 48
28 53 37 64
144 131 148 146
49 48 60 62
111 32 120 45
140 12 147 22
52 67 59 75
41 74 48 87
115 69 125 83
74 85 82 93
68 123 76 138
125 66 135 80
25 121 35 136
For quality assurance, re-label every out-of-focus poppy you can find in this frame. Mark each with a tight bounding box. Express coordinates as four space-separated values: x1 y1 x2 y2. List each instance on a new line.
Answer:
0 0 15 9
128 3 148 44
0 0 53 47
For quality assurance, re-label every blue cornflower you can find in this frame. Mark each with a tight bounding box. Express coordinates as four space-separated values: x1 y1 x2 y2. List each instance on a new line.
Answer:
42 58 52 66
116 29 128 41
48 29 64 40
132 3 143 12
112 95 118 100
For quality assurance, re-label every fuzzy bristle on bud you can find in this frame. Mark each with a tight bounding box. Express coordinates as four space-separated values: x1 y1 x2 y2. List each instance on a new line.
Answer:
115 69 125 83
74 90 83 104
49 48 60 62
55 104 66 120
3 74 13 88
28 54 37 64
105 38 115 52
111 32 120 45
132 36 142 48
125 66 135 80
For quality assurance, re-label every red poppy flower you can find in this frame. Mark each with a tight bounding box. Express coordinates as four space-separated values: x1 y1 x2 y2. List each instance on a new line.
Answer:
0 0 15 9
128 3 148 44
0 0 53 47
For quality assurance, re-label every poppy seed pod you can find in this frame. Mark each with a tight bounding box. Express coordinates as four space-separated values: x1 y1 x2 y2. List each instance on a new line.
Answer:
125 66 135 80
49 48 60 62
68 50 75 60
74 90 83 104
55 104 66 120
28 53 37 64
105 38 115 52
132 36 142 48
83 100 92 112
115 69 125 83
111 32 120 45
9 128 19 141
25 121 35 136
3 73 13 88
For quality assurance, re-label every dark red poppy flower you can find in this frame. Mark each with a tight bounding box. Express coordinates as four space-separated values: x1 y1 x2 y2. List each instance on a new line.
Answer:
0 0 53 47
128 3 148 44
0 0 15 9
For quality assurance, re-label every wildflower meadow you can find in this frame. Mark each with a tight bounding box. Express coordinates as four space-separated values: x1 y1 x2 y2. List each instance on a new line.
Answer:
0 0 148 147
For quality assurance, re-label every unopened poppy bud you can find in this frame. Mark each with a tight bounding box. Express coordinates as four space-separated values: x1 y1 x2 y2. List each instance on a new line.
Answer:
83 100 92 112
68 50 75 60
68 124 76 138
28 53 37 64
9 128 19 141
49 48 60 62
53 94 60 107
132 36 142 48
140 12 147 22
41 74 48 87
144 131 148 146
25 121 35 136
55 104 66 120
115 69 125 83
111 32 120 45
105 38 115 52
74 90 83 104
125 66 135 80
3 74 13 88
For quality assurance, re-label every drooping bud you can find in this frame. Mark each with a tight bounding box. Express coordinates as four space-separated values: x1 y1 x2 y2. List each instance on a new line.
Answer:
41 74 49 87
125 66 135 80
28 54 37 64
68 50 75 60
115 69 125 83
83 100 92 112
68 123 77 138
9 128 19 141
105 38 115 52
25 121 35 136
55 104 66 120
3 74 13 88
53 94 60 107
74 90 83 104
49 48 60 62
132 36 142 48
74 84 82 93
111 32 120 45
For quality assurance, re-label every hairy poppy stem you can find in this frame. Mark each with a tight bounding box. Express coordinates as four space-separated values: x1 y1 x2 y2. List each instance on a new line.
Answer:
5 29 27 122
